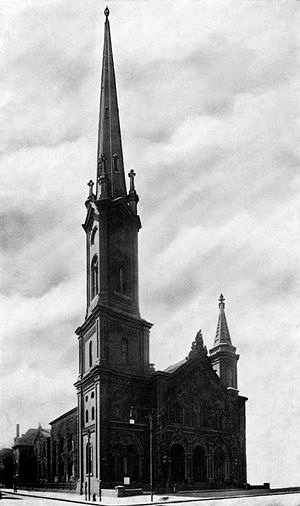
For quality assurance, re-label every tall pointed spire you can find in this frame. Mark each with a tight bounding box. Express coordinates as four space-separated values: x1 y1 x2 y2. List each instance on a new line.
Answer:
209 294 239 390
213 294 232 346
96 7 127 199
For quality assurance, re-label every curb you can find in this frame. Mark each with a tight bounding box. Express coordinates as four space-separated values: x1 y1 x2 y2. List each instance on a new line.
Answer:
2 488 300 506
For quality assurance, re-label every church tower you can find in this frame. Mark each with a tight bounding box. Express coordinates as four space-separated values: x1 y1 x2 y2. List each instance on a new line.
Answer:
209 294 239 390
75 8 152 494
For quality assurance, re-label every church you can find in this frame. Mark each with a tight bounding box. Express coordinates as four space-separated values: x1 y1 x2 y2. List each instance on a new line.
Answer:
74 7 247 494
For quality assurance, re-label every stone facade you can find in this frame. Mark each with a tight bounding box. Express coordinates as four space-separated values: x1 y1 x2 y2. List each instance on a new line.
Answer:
74 8 247 495
50 407 78 484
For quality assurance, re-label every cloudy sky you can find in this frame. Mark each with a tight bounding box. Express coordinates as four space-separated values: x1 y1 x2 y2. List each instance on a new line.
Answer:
1 0 300 488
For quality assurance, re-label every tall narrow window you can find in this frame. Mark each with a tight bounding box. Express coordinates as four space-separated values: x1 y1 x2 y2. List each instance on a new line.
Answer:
86 443 89 474
91 407 95 421
119 266 124 293
121 338 128 363
86 442 93 475
91 227 97 246
89 340 93 368
91 255 98 299
85 410 89 424
113 153 119 172
118 264 127 294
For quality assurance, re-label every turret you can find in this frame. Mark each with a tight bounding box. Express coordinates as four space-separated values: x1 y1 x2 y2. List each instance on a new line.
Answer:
209 294 239 390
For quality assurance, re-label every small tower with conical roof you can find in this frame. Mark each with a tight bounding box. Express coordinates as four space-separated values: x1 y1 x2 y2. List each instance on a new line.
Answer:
209 294 239 390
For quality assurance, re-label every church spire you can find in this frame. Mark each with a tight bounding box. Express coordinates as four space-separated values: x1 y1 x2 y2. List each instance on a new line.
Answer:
213 294 232 346
96 7 126 199
209 294 239 390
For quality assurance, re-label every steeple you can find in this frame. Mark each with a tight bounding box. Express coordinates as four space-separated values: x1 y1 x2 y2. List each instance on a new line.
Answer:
213 294 232 346
96 7 126 199
209 294 239 390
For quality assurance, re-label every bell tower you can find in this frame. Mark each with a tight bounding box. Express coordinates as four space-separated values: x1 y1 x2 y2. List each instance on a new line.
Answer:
209 294 239 390
75 7 152 494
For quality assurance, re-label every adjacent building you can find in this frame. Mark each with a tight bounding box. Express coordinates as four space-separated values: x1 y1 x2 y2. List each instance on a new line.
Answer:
12 424 50 486
50 407 78 485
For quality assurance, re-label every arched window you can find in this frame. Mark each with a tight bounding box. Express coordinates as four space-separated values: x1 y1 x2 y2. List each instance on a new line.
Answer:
228 369 235 387
86 442 93 475
169 399 183 424
91 407 95 421
91 227 97 246
121 338 128 363
85 410 89 424
113 153 119 172
91 255 98 299
89 340 93 368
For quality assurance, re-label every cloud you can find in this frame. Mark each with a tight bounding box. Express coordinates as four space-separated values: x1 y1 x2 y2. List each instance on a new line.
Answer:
0 1 99 154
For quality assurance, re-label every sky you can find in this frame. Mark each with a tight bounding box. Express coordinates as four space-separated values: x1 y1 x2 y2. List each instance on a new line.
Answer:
0 0 300 489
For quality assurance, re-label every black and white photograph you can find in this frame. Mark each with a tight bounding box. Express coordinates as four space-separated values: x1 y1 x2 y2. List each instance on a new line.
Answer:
0 1 299 505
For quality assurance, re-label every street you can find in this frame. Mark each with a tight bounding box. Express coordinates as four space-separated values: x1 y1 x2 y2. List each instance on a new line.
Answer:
1 491 300 506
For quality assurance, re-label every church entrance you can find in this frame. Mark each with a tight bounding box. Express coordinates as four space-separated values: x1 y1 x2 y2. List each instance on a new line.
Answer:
214 447 225 482
170 444 185 483
193 446 207 483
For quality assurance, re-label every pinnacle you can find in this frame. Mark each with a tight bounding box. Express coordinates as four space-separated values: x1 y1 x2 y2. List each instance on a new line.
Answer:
214 294 232 346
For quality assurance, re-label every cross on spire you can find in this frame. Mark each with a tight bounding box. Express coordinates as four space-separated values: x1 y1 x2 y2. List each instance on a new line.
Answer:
214 294 232 346
219 293 225 308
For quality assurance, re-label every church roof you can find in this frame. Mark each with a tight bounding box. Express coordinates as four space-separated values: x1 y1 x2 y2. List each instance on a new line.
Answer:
164 358 187 374
213 294 232 346
96 6 127 199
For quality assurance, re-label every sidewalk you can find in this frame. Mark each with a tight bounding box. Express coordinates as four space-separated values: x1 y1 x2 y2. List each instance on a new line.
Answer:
2 487 300 506
1 488 190 505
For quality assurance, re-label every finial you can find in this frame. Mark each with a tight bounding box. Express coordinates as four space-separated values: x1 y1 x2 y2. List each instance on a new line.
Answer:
219 293 225 308
128 169 136 192
187 329 207 360
87 180 94 197
104 6 110 19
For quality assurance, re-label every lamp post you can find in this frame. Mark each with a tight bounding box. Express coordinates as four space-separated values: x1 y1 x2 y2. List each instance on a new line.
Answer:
149 411 153 502
129 407 154 500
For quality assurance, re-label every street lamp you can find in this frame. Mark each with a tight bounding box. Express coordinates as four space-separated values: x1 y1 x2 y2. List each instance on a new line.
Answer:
129 407 154 501
149 411 153 502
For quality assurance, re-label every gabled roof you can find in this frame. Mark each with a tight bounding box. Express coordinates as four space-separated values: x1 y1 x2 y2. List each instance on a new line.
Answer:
164 358 187 374
49 407 77 425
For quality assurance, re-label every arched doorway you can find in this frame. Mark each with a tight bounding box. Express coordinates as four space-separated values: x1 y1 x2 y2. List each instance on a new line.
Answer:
214 447 225 482
170 444 185 483
193 446 207 483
